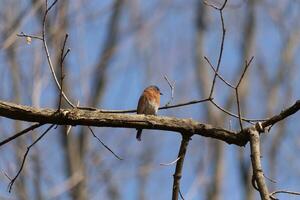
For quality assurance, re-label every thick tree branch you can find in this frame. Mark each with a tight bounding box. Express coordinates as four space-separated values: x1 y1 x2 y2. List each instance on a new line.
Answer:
262 100 300 129
0 97 298 149
0 100 247 146
0 99 299 149
249 128 270 200
172 134 190 200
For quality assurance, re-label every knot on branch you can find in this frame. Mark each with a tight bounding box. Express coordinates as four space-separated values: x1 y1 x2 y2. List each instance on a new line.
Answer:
54 109 71 121
255 122 264 133
173 174 182 179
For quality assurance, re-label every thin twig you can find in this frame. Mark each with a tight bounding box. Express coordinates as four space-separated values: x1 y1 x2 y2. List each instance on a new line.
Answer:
77 98 212 113
17 32 43 41
207 0 228 98
203 1 220 10
236 57 254 87
42 0 75 108
204 56 235 89
270 190 300 199
202 1 254 126
62 48 70 62
203 0 228 10
58 34 69 110
179 188 185 200
160 156 181 166
160 98 212 110
46 0 58 12
264 174 277 184
17 1 74 108
88 127 123 160
220 0 228 10
234 57 254 131
235 89 243 131
164 75 175 106
172 134 190 200
0 123 44 147
7 124 54 192
210 100 264 123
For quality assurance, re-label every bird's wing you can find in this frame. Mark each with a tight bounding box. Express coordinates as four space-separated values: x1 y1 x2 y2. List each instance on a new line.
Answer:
137 95 146 114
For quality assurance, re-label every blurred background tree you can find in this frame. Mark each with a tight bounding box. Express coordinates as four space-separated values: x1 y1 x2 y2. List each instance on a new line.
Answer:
0 0 300 199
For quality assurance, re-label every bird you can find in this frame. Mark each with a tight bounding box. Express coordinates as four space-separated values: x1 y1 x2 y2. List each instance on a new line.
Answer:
136 85 162 141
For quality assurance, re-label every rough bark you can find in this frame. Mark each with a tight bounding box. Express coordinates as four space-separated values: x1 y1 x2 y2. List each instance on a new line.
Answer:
0 100 250 146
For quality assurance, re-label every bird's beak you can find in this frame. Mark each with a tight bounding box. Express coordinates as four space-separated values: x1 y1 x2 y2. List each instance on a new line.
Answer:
160 92 163 95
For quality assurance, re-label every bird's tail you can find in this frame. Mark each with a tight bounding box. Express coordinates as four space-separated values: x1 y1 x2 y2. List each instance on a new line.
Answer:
136 129 142 141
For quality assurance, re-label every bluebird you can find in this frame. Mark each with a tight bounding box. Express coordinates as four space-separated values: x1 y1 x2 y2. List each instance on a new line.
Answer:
136 85 163 141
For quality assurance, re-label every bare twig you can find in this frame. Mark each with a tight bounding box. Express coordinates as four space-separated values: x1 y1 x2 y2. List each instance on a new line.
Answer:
264 174 277 184
0 123 44 147
249 128 270 200
179 188 185 200
17 1 73 108
204 56 234 89
205 55 255 128
235 57 254 131
172 134 191 200
42 0 75 108
206 0 228 98
17 32 43 41
236 57 254 87
203 0 228 10
235 89 243 130
164 75 175 106
210 100 264 123
46 0 58 12
7 124 54 192
160 156 181 166
77 98 212 113
203 2 255 127
88 127 123 160
270 190 300 199
160 98 212 110
58 34 69 110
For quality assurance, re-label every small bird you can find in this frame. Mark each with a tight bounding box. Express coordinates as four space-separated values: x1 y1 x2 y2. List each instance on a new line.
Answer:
136 85 162 141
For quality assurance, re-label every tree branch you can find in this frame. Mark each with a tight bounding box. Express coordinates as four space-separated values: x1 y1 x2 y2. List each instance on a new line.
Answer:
0 99 299 149
261 100 300 129
270 190 300 199
172 134 191 200
0 123 44 147
0 100 247 146
249 128 270 200
88 127 123 160
7 124 54 192
207 0 228 98
42 0 75 108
